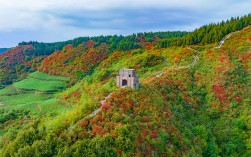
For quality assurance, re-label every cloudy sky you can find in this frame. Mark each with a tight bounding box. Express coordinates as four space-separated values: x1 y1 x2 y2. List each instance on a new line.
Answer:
0 0 250 47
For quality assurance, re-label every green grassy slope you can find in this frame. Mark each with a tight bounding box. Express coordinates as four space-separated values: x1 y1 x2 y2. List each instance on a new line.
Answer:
0 72 69 115
0 27 250 156
14 78 66 92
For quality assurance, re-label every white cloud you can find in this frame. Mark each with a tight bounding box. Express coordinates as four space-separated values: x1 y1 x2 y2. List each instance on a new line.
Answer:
0 0 249 31
0 0 235 12
0 0 250 47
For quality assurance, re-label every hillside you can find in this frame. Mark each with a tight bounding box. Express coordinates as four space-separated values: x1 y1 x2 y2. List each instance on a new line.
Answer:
0 15 250 156
0 45 43 87
0 32 187 87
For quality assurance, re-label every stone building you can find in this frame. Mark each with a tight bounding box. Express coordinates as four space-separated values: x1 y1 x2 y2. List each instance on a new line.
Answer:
116 69 139 90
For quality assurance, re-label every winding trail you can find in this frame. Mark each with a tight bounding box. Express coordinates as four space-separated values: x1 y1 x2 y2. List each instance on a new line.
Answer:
69 33 233 130
69 93 113 130
215 34 232 49
156 52 199 77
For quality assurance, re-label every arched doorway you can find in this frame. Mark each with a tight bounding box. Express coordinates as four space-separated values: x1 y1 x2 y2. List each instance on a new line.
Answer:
122 79 127 86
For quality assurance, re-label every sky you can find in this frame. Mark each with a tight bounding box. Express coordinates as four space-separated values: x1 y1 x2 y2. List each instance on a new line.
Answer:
0 0 250 47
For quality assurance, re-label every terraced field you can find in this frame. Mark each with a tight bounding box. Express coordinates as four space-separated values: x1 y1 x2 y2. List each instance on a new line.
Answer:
0 71 69 114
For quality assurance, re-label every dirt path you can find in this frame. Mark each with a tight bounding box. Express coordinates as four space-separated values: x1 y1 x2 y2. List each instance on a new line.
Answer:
216 34 232 49
216 31 238 49
156 32 234 78
69 93 113 129
156 53 199 77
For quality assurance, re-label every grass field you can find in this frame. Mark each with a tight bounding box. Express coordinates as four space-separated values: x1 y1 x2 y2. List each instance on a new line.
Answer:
14 78 66 92
0 86 18 96
0 94 52 106
13 71 69 92
29 71 69 82
0 71 69 114
2 96 67 114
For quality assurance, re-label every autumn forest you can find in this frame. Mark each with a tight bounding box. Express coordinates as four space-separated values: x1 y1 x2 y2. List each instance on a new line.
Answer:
0 14 250 156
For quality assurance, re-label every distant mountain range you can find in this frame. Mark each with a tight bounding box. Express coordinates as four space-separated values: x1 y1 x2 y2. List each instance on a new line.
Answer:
0 48 9 54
